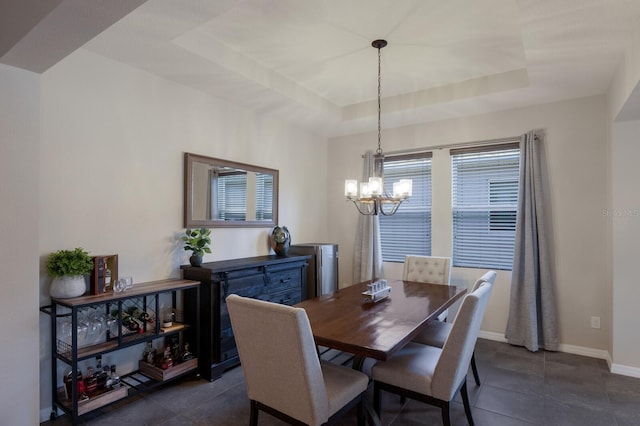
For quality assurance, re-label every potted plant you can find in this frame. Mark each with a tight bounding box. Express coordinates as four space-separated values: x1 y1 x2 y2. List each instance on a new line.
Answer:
182 228 212 267
46 247 94 298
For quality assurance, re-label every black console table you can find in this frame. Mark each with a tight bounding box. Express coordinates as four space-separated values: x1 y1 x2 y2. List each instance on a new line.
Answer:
181 255 309 381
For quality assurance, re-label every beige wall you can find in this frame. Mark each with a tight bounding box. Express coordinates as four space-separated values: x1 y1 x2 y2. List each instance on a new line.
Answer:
611 119 640 373
39 49 329 273
37 49 329 420
327 95 611 354
609 19 640 121
0 64 40 425
608 15 640 376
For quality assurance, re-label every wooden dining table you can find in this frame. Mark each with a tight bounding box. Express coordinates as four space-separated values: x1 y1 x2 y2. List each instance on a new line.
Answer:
296 279 467 369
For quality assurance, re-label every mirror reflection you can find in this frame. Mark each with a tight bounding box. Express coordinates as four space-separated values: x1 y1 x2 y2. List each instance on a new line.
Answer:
184 153 278 228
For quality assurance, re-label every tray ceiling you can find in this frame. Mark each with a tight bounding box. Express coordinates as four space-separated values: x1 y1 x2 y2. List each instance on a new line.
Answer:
3 0 640 136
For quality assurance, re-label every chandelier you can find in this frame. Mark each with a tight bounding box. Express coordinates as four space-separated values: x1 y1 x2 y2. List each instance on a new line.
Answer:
344 39 412 216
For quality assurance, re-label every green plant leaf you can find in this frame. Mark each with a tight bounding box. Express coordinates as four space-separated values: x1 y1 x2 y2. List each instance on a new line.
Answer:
46 247 94 277
181 228 212 258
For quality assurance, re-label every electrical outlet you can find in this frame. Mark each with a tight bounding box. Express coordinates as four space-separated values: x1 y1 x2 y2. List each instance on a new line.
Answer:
591 316 601 329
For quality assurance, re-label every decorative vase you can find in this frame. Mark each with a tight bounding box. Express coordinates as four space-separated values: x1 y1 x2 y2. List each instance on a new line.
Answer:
189 254 203 267
270 226 291 256
50 275 86 299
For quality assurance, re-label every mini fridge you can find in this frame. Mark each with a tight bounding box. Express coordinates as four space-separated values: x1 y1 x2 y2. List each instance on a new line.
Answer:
288 243 338 299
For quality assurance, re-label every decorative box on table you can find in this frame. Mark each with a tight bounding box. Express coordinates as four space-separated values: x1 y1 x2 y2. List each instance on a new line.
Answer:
90 254 118 295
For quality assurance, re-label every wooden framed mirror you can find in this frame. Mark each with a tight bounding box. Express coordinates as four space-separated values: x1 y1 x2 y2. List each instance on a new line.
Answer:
184 152 278 228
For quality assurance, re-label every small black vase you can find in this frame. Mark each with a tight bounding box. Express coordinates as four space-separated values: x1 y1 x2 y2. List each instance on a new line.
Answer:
270 226 291 256
189 254 203 267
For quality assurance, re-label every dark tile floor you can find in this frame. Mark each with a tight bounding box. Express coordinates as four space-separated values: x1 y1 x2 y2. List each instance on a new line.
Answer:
43 339 640 425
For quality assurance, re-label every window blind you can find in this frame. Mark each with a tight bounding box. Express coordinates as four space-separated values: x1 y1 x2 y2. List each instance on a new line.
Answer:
380 153 432 262
214 172 247 221
451 144 520 270
255 173 273 220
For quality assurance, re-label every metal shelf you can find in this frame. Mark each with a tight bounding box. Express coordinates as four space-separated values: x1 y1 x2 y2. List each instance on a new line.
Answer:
41 278 200 425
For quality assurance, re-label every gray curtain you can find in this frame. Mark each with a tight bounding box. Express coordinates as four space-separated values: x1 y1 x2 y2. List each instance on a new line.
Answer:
505 130 559 352
353 151 382 283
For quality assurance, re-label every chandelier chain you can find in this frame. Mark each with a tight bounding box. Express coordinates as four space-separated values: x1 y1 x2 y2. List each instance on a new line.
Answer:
377 45 382 156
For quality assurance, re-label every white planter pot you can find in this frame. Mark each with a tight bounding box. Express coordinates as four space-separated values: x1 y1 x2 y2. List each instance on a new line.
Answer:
50 275 86 299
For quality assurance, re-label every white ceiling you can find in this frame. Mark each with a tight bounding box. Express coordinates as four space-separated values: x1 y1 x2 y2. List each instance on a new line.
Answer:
3 0 640 136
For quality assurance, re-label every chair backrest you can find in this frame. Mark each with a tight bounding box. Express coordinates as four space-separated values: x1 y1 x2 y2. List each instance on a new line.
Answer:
431 281 493 401
402 255 451 285
226 294 330 425
471 270 497 291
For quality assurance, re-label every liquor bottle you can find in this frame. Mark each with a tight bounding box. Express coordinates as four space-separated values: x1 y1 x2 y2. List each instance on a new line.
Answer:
64 370 83 400
105 367 113 389
143 341 156 365
78 379 88 401
122 314 140 332
168 335 180 361
161 346 173 370
180 342 195 363
104 261 112 292
85 366 97 394
102 365 111 388
110 365 120 388
131 307 152 323
95 356 108 390
97 258 105 293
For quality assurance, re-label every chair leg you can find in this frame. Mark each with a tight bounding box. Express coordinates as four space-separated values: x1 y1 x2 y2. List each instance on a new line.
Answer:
356 396 365 426
460 381 475 426
373 382 382 417
470 351 481 386
441 401 451 426
250 400 259 426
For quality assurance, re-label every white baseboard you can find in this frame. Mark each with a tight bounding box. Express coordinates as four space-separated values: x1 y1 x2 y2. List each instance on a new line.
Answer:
478 330 508 343
611 363 640 378
478 330 615 371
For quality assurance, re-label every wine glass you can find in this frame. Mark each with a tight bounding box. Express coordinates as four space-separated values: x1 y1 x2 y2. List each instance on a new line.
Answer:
76 310 89 347
114 278 125 293
57 316 72 345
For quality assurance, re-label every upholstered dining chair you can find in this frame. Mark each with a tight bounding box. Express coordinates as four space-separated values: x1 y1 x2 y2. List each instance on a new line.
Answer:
226 294 369 426
403 255 452 321
372 281 493 426
412 270 496 386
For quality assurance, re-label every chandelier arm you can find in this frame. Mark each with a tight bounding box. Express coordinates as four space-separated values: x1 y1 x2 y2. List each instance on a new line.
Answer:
378 200 403 216
350 200 377 216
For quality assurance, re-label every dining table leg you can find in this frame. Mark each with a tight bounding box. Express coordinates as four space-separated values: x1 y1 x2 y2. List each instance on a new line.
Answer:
350 355 382 426
352 355 366 371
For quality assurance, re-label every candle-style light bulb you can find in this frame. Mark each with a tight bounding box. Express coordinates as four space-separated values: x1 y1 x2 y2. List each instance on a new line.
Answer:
345 180 358 198
369 177 383 196
360 182 372 198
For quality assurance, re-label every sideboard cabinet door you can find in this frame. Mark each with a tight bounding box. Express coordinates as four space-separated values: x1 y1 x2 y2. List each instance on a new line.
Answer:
182 255 309 381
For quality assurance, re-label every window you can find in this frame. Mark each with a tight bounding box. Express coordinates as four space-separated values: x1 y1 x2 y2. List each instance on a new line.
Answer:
379 153 432 262
451 144 520 270
212 171 247 221
255 173 273 220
